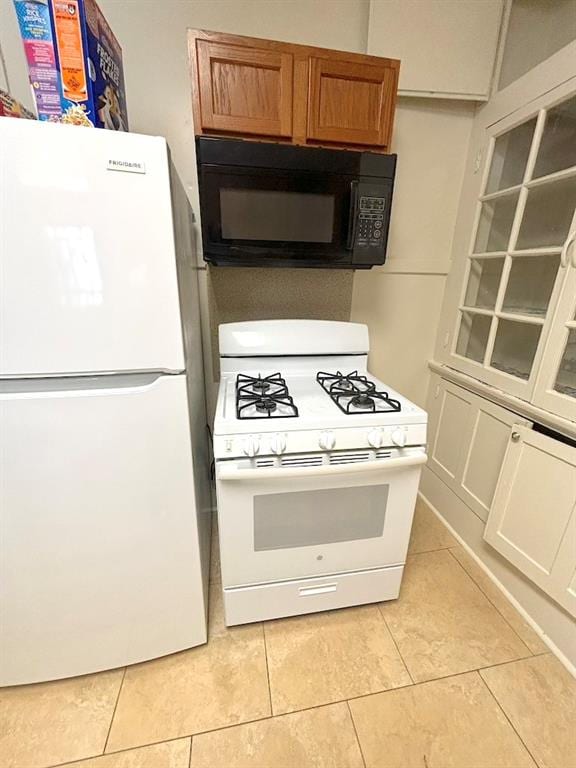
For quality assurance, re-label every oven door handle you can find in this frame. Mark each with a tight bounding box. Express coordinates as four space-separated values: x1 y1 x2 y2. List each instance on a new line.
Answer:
217 452 427 481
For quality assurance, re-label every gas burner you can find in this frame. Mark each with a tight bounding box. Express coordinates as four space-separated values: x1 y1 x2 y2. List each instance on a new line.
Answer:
351 394 375 409
317 370 401 415
317 370 376 395
255 398 277 413
236 373 299 420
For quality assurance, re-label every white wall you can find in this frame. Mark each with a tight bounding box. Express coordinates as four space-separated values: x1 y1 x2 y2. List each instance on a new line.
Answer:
499 0 576 90
351 97 475 407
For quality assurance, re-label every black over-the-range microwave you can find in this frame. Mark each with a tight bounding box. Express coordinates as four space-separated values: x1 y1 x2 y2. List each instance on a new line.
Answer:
196 137 396 269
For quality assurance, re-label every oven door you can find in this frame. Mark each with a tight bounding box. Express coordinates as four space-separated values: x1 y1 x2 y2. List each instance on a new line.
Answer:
199 165 355 267
215 448 426 587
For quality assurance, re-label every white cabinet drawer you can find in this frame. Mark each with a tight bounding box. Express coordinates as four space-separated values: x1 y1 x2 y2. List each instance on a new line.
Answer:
222 566 403 626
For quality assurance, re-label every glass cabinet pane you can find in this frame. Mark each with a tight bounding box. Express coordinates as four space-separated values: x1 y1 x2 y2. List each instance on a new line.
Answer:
502 254 560 317
486 118 537 193
490 319 542 380
464 258 504 309
475 192 520 252
533 96 576 179
456 312 491 363
516 175 576 249
554 329 576 397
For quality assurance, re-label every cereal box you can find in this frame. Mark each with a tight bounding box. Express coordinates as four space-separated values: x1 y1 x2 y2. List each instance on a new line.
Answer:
13 0 128 129
0 89 37 119
13 0 62 121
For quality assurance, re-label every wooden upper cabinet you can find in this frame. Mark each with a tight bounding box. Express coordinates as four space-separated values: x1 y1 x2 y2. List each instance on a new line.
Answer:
196 40 293 138
307 57 398 148
188 29 400 152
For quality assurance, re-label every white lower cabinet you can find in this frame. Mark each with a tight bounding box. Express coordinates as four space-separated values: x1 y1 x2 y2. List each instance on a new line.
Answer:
427 377 531 522
484 426 576 617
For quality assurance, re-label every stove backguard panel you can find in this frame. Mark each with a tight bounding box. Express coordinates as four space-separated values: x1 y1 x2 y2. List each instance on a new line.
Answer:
208 267 354 379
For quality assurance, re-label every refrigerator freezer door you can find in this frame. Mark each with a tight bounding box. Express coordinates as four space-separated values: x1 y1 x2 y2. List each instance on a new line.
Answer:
0 118 184 376
0 373 207 686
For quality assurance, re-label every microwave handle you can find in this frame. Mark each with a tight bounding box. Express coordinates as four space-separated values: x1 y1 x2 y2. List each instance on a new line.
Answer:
346 181 359 250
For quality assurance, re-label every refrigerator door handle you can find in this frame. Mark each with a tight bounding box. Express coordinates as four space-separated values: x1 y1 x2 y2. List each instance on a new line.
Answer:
0 371 181 396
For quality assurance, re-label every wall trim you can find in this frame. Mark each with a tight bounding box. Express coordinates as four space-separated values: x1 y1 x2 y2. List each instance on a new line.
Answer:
397 89 487 102
417 488 576 680
374 258 450 275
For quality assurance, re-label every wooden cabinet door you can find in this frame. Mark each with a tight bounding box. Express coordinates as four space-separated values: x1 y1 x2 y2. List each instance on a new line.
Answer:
196 40 293 138
307 57 398 148
484 425 576 616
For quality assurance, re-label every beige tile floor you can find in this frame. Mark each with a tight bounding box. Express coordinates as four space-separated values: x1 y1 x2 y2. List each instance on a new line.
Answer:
1 498 575 768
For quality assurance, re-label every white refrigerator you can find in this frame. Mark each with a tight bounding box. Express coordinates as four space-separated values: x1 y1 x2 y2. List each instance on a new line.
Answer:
0 117 211 686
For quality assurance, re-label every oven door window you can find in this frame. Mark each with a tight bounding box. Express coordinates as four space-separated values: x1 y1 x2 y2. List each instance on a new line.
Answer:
254 485 388 551
201 167 353 260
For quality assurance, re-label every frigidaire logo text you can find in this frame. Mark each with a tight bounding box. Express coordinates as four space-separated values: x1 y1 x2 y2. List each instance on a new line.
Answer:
107 159 146 174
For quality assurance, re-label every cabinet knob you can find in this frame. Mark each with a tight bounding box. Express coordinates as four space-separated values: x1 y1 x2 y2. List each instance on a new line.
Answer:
511 431 521 442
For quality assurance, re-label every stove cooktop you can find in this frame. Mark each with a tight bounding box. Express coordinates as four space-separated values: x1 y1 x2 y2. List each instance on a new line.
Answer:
316 370 402 415
234 370 404 421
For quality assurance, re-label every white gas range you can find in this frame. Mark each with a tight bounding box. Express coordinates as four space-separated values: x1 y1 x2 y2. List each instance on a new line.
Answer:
214 320 427 626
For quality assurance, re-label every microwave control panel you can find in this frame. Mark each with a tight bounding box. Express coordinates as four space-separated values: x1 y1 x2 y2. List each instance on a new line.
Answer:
356 196 386 248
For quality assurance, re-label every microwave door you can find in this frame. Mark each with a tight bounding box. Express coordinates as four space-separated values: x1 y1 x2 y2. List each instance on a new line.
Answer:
200 167 353 266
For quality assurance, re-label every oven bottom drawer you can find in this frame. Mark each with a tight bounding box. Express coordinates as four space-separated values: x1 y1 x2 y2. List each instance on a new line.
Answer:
222 565 404 626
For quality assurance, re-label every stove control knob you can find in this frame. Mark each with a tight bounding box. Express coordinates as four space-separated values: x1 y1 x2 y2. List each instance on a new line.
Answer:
243 436 261 457
391 428 407 448
319 430 336 451
270 433 287 455
367 428 384 448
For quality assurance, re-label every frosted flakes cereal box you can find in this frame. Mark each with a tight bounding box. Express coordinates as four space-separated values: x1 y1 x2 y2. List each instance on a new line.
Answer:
14 0 128 129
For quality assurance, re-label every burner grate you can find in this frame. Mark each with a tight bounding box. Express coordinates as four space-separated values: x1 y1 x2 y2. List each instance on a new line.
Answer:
236 373 299 420
317 370 401 415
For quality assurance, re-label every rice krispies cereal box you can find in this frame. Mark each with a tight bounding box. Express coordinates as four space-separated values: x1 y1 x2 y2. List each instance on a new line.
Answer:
0 89 37 119
13 0 128 129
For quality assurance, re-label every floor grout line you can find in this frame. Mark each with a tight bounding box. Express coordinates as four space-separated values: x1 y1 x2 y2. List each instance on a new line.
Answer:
376 603 415 685
477 670 541 767
188 734 193 768
346 699 367 768
446 547 535 656
261 621 274 717
48 734 192 768
103 666 126 755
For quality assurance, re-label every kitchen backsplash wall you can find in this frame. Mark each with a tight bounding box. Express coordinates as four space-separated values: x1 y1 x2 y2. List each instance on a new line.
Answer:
208 267 354 377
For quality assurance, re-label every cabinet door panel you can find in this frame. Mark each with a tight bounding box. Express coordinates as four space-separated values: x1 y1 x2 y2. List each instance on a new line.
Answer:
484 426 576 616
461 407 515 521
197 41 293 137
533 260 576 421
307 57 398 148
428 377 530 522
430 386 473 481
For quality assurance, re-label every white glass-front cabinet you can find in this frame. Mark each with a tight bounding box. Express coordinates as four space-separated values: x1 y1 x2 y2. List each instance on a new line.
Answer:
448 79 576 415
